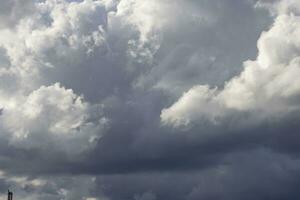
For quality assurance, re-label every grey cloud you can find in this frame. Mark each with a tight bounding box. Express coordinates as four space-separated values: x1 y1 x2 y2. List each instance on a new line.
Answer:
161 3 300 127
136 0 271 94
0 0 300 200
0 0 35 29
94 149 300 200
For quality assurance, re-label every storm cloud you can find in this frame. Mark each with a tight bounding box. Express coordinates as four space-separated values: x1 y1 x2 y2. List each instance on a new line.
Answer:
1 0 300 200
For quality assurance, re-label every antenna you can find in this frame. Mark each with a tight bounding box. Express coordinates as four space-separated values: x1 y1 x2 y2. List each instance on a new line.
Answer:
8 190 13 200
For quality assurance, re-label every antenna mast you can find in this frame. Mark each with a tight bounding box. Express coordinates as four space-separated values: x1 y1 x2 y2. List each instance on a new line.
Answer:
8 190 13 200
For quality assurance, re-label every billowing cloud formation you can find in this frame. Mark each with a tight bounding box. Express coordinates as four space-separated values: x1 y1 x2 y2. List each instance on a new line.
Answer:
161 0 300 126
0 83 105 154
0 0 109 154
1 0 300 200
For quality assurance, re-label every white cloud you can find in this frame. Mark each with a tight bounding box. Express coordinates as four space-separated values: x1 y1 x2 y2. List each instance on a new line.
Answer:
161 3 300 127
0 0 113 153
109 0 216 65
108 0 166 64
0 0 108 93
0 83 106 153
161 85 222 127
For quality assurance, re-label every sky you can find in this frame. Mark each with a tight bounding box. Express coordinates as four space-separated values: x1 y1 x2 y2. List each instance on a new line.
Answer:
1 0 300 199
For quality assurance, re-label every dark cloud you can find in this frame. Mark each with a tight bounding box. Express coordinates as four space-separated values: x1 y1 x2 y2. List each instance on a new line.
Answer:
1 0 300 200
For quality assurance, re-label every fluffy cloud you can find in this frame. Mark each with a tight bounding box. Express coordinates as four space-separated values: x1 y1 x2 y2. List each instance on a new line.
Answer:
0 0 108 94
2 0 300 200
161 2 300 126
0 0 110 154
134 0 269 95
0 83 105 153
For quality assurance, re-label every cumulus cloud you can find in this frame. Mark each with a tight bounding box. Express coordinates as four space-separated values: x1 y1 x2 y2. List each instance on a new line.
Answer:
134 0 269 95
2 0 300 200
0 0 108 93
161 1 300 126
0 1 110 154
0 83 106 153
0 0 116 160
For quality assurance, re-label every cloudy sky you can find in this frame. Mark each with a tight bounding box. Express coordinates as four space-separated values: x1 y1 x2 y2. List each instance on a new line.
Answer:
1 0 300 199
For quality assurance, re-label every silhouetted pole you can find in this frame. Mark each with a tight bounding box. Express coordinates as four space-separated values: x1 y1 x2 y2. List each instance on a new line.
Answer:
7 190 13 200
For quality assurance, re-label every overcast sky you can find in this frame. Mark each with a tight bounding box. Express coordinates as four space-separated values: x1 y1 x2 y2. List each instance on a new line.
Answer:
1 0 300 199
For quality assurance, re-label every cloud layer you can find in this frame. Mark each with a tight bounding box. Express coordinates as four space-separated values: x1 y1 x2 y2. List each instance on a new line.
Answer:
1 0 300 200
